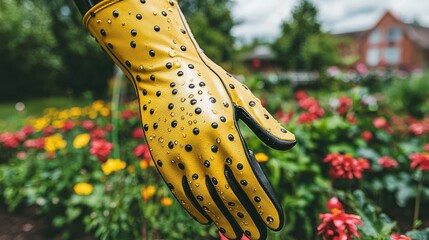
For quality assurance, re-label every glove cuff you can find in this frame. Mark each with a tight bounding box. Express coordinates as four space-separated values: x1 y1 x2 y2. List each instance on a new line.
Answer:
74 0 103 15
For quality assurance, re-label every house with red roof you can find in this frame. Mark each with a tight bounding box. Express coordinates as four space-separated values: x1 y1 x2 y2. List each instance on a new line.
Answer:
336 11 429 71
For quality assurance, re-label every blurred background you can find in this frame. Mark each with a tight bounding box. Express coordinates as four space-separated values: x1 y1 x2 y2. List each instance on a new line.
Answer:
0 0 428 239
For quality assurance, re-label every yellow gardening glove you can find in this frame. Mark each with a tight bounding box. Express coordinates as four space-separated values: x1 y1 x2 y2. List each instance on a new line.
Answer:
76 0 296 239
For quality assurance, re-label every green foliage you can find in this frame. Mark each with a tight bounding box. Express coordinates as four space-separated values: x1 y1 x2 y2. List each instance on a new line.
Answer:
1 64 429 239
180 0 236 64
0 0 61 100
383 73 429 118
272 0 340 71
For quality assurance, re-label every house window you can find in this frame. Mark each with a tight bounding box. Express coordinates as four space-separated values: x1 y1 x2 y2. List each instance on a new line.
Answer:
366 48 380 66
369 30 381 44
387 27 402 42
384 47 401 64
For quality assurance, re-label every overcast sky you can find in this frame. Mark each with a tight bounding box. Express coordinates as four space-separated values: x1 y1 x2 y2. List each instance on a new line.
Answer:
231 0 429 42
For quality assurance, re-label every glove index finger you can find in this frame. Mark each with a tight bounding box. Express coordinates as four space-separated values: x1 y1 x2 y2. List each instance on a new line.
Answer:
194 58 296 151
230 82 296 150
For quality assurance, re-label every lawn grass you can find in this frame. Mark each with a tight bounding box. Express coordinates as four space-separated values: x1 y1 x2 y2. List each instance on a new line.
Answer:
0 97 89 132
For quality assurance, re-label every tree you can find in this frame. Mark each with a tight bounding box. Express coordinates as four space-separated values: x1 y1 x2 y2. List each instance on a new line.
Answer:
180 0 236 64
272 0 339 71
0 0 61 100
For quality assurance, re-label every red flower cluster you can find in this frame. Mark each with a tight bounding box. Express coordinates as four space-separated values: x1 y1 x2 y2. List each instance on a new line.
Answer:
337 96 352 115
90 139 113 162
0 125 35 149
360 130 373 142
24 138 45 150
390 234 411 240
317 197 362 240
61 120 76 132
81 120 95 131
121 110 135 120
275 109 294 125
409 152 429 171
0 132 21 148
134 144 151 160
372 117 393 133
90 127 106 139
425 143 429 151
132 128 144 140
42 126 56 136
323 153 370 179
295 91 325 124
218 231 250 240
377 156 398 169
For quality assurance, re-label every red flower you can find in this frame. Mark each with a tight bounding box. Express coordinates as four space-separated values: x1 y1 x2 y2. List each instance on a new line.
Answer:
323 153 370 179
81 120 96 131
297 112 317 124
90 127 106 139
134 144 151 160
361 131 373 142
24 138 45 150
61 120 76 132
299 97 319 111
377 156 398 169
337 96 352 115
16 151 27 160
121 110 134 120
409 153 429 171
275 110 294 125
19 125 34 137
295 90 308 101
346 114 357 125
105 123 113 132
218 231 250 240
90 139 113 162
259 95 267 108
0 132 20 148
326 197 343 210
42 126 56 136
132 128 144 140
317 208 362 240
424 143 429 151
390 234 411 240
373 117 388 129
409 122 425 136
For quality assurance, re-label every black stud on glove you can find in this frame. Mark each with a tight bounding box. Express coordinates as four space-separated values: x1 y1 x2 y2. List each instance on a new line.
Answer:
74 0 296 239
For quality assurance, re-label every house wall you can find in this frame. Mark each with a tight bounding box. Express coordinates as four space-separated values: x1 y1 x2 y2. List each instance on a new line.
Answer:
342 11 425 71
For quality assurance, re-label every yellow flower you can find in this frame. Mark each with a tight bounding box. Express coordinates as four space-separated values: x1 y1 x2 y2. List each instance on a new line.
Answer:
73 133 91 149
92 100 105 111
52 120 64 129
32 117 49 131
127 165 136 173
58 110 70 120
44 134 67 152
73 182 93 195
69 107 82 118
160 197 173 207
101 158 126 175
140 160 149 170
255 153 269 163
88 110 98 119
141 185 156 202
99 107 110 117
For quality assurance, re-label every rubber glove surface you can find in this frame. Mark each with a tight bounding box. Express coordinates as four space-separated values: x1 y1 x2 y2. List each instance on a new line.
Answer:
80 0 296 239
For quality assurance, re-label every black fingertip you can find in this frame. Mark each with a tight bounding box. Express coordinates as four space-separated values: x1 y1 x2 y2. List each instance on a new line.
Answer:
182 176 213 225
247 150 284 231
237 107 296 151
205 175 243 239
224 165 268 240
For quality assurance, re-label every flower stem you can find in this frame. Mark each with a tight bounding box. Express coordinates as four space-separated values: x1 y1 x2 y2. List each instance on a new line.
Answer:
111 67 122 159
413 172 424 229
